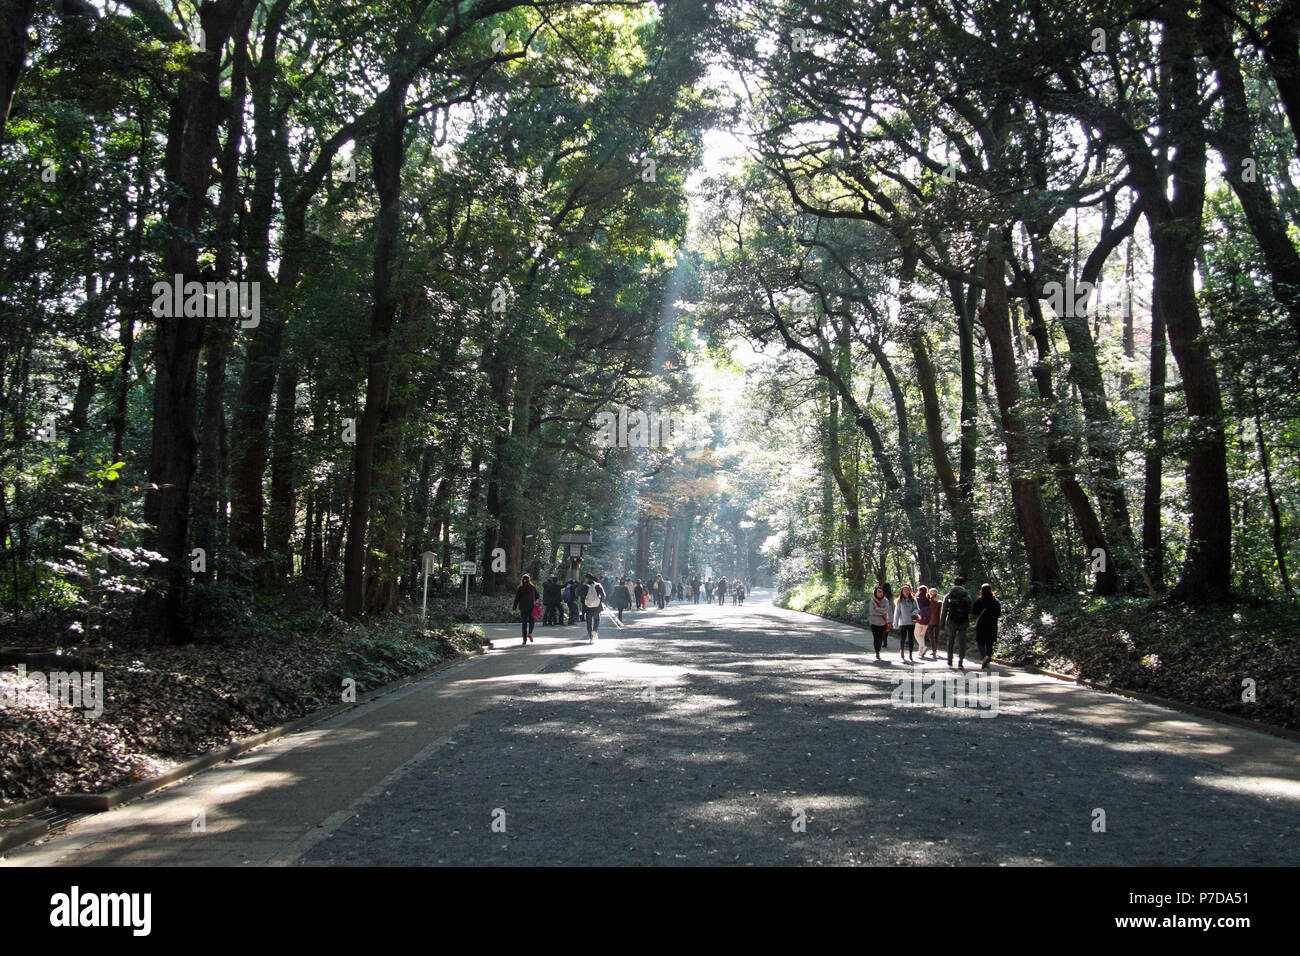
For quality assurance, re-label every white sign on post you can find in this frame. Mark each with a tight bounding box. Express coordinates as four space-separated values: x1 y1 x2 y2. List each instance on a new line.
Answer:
460 561 476 608
421 551 436 620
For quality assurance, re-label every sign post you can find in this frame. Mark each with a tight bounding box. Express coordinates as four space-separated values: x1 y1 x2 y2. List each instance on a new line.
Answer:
421 551 436 620
460 561 477 609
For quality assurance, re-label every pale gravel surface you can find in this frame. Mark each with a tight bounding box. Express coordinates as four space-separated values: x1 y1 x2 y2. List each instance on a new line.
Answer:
301 600 1300 866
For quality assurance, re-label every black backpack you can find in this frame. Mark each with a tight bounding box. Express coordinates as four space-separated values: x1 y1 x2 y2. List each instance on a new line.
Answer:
947 590 972 626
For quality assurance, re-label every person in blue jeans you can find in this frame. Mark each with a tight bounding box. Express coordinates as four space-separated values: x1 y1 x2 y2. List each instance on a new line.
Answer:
563 579 580 624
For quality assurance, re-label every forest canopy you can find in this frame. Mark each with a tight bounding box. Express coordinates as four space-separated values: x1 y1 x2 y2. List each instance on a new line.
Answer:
1 0 1298 648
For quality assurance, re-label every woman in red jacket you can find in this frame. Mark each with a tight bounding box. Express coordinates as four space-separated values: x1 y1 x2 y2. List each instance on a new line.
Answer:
511 574 539 645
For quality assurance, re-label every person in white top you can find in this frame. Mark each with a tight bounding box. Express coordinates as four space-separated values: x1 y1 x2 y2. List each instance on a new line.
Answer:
892 584 919 663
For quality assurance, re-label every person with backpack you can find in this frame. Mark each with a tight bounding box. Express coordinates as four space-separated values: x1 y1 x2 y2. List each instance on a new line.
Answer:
893 583 919 663
563 579 580 625
868 586 890 660
972 583 1002 670
579 574 606 642
511 574 540 645
939 577 974 669
915 585 937 660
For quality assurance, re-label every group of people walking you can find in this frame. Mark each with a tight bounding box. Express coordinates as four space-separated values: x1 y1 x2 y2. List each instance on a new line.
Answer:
511 566 998 669
705 576 748 605
509 568 756 645
867 577 1001 669
512 573 609 645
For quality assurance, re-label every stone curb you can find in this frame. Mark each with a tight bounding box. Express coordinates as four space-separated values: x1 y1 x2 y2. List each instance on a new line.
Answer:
0 647 481 853
0 818 49 854
0 796 49 822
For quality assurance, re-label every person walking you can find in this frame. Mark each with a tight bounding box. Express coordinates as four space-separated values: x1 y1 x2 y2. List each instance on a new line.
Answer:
716 576 727 606
736 580 746 605
691 576 701 603
915 586 937 660
893 584 919 663
652 574 665 609
563 579 580 625
972 583 1002 670
939 577 974 669
868 586 890 660
704 578 714 602
611 577 631 622
511 574 540 645
579 574 606 643
541 575 563 626
634 579 645 610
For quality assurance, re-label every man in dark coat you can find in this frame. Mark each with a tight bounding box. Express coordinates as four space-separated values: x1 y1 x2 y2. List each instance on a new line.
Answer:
541 575 564 625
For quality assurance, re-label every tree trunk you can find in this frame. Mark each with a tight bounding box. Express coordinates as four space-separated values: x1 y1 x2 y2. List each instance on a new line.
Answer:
143 0 244 643
979 232 1061 591
1153 20 1232 600
1253 382 1294 598
1142 273 1167 591
266 358 298 578
908 326 978 578
192 30 247 581
1020 281 1116 594
865 330 935 584
343 79 409 618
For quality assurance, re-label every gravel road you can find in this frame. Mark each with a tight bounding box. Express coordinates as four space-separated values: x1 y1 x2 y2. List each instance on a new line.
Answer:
300 595 1300 866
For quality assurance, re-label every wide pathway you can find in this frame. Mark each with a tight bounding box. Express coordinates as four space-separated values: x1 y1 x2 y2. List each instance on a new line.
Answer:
5 591 1298 865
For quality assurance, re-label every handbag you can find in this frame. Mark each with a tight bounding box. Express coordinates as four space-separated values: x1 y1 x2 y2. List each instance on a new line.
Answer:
531 603 543 619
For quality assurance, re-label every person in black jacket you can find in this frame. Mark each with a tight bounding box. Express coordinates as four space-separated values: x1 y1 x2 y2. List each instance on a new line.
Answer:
511 574 539 645
611 577 631 622
972 583 1001 670
541 575 563 625
939 577 974 669
564 579 580 625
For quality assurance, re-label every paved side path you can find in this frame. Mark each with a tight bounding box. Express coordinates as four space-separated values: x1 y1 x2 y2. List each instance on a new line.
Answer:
6 592 1298 865
2 627 572 865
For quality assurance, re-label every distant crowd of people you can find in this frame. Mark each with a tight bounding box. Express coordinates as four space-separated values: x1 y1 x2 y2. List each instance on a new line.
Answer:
510 570 755 644
509 567 1000 669
868 577 1001 669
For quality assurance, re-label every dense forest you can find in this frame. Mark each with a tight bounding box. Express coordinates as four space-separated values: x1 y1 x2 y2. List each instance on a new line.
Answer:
2 0 1298 660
